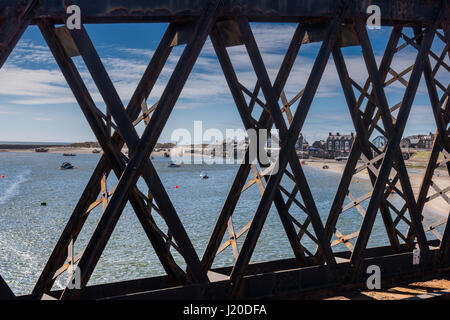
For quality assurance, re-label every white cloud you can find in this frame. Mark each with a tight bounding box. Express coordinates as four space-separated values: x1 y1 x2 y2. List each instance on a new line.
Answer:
0 23 447 122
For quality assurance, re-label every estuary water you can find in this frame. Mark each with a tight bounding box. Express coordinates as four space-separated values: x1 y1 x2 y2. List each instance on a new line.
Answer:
0 152 442 295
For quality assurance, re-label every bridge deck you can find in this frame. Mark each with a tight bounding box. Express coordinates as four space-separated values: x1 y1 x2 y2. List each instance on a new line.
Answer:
0 0 448 26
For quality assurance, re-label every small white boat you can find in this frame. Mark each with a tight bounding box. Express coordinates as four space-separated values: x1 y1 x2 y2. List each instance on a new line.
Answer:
200 171 209 179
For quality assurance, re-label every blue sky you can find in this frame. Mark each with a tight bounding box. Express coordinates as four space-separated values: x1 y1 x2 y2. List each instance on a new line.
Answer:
0 23 447 144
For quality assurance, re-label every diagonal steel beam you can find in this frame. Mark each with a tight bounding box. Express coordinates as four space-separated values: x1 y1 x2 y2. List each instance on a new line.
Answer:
32 22 178 296
37 20 186 296
59 0 222 299
235 17 336 269
227 1 349 297
331 45 401 252
68 25 206 286
438 133 450 262
210 22 308 265
324 24 431 253
353 19 431 255
0 0 39 68
201 20 308 271
410 27 450 250
325 24 437 258
0 275 14 300
347 18 439 279
439 28 450 264
419 30 450 161
324 26 404 247
353 21 430 253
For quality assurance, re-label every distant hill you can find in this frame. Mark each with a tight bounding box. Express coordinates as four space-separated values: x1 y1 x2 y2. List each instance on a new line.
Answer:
156 142 176 149
67 142 100 148
0 144 61 150
66 141 176 149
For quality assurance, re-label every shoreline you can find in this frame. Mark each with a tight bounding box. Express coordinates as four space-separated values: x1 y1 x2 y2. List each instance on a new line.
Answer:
304 159 449 218
0 146 166 156
2 148 448 218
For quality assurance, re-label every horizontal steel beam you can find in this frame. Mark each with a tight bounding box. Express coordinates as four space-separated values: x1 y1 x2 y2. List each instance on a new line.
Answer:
45 249 449 300
0 0 447 26
23 240 443 300
95 252 450 300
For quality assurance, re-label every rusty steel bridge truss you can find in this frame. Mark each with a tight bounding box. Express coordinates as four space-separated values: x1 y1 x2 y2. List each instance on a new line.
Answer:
0 0 449 300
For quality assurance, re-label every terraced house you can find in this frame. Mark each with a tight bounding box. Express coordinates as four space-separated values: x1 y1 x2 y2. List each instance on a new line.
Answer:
400 133 435 150
326 132 354 157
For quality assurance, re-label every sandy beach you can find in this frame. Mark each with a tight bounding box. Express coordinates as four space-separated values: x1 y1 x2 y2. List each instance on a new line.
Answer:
304 159 449 218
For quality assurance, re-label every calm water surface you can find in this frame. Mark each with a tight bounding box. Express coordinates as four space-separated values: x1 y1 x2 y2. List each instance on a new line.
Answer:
0 152 442 295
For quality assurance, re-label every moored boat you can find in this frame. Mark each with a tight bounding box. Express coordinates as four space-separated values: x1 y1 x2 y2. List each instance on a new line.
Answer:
168 162 181 168
60 162 75 170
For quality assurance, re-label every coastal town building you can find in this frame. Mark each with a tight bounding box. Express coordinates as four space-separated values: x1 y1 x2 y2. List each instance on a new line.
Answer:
417 133 434 149
372 136 387 150
326 132 354 157
400 135 421 148
295 133 309 151
312 140 326 150
400 133 434 150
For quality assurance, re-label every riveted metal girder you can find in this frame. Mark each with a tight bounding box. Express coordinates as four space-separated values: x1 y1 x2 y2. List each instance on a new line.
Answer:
0 0 446 26
0 0 448 300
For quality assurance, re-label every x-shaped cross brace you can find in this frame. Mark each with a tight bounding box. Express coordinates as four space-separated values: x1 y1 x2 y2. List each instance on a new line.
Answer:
221 0 351 297
33 0 223 299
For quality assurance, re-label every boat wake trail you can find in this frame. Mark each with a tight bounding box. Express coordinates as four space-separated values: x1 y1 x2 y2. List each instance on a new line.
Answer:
0 169 31 205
